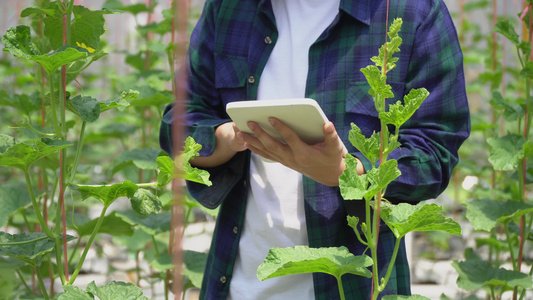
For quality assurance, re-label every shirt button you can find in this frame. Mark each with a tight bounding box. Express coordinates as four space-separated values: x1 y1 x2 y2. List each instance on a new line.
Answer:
248 76 255 84
220 276 227 284
233 226 238 234
264 36 272 44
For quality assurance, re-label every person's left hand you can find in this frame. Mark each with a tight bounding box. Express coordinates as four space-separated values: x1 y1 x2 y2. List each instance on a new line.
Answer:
237 117 347 186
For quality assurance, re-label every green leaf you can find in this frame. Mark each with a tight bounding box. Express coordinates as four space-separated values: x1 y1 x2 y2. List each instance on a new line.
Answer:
103 0 154 15
130 85 173 107
371 18 403 73
99 90 138 112
339 154 369 200
180 137 212 186
70 6 121 51
111 148 163 175
348 124 380 166
156 156 174 186
69 211 134 237
1 25 40 59
487 134 526 171
465 199 533 232
58 285 94 300
85 281 148 300
67 95 101 122
452 260 532 291
0 183 30 227
0 232 75 266
520 61 533 79
112 229 151 252
495 19 520 45
257 246 373 281
383 295 431 300
489 90 524 121
381 203 462 239
364 159 401 200
73 180 138 207
115 210 170 235
360 65 394 106
183 250 208 288
31 46 88 74
130 189 162 216
0 138 72 172
379 88 429 128
0 134 15 154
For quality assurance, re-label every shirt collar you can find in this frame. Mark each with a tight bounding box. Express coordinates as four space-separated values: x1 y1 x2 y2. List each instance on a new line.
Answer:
339 0 375 25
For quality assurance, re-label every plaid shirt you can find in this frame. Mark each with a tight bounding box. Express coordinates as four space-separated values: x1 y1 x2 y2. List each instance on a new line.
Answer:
160 0 470 299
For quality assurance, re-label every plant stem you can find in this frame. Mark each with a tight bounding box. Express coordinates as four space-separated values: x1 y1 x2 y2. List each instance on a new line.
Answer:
337 276 346 300
152 235 160 257
16 269 33 295
48 73 61 137
503 223 517 269
24 171 54 238
35 265 50 300
69 121 86 183
0 235 48 246
67 205 109 285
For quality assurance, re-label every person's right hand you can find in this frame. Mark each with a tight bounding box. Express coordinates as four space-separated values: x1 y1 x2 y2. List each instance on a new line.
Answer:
190 122 247 168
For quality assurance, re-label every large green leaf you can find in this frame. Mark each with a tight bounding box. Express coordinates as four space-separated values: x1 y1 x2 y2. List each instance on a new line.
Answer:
360 65 394 106
487 134 526 171
183 250 208 288
69 211 134 237
31 46 88 74
58 286 94 300
0 138 72 172
130 189 162 216
67 95 101 123
130 85 173 107
383 296 430 300
103 0 153 15
111 148 163 175
1 25 40 59
452 260 532 291
0 183 30 227
58 281 148 300
257 246 372 281
465 199 533 232
381 202 461 239
115 210 170 235
73 180 138 207
86 281 148 300
0 232 75 266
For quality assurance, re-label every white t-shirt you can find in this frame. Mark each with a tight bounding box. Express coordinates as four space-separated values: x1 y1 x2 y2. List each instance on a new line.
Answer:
228 0 340 299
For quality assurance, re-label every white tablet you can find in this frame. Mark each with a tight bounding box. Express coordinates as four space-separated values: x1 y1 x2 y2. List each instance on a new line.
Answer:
226 98 329 145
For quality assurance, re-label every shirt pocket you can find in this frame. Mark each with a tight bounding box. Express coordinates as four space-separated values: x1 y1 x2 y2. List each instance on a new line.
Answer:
345 81 406 118
214 53 248 105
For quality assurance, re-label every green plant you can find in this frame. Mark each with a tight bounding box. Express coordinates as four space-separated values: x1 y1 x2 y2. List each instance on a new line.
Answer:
451 4 533 300
0 1 211 299
257 18 461 300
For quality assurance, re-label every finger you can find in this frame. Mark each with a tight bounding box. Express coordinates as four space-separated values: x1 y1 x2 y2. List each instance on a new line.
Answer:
244 142 278 162
268 117 305 148
323 122 346 154
246 121 283 151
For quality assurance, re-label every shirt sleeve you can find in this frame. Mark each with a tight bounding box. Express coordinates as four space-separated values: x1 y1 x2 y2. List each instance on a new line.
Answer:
385 0 470 204
160 0 229 157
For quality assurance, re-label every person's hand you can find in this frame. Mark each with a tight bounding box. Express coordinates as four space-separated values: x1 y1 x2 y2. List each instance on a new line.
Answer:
190 122 247 168
238 118 348 186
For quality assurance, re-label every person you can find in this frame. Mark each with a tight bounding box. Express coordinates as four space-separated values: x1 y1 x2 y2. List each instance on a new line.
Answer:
160 0 470 298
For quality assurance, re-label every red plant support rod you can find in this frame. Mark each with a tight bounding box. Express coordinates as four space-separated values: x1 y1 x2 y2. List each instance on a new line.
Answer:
60 0 69 282
167 0 178 297
172 0 189 297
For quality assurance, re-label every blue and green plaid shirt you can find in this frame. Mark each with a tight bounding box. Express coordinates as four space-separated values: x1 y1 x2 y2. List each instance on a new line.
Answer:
160 0 470 298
